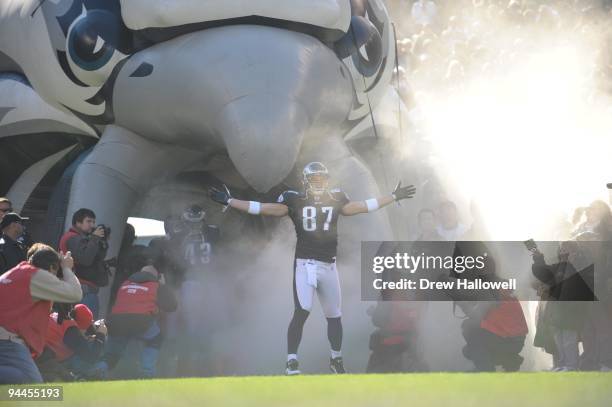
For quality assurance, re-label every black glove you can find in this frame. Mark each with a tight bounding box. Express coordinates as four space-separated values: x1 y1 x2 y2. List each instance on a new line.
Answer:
208 184 232 206
392 181 416 201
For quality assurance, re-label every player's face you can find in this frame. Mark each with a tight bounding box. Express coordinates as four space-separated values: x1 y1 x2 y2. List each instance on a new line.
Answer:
308 174 329 195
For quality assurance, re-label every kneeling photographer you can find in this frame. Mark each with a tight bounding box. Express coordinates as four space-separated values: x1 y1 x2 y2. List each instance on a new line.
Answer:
95 261 177 379
60 209 110 319
36 304 107 381
442 242 528 372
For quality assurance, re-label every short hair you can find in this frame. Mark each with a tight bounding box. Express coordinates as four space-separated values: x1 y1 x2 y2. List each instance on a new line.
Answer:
0 197 11 206
28 244 61 271
27 243 46 260
72 208 96 225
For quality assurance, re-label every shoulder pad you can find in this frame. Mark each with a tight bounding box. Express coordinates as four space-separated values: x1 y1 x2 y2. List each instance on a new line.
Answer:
277 190 300 203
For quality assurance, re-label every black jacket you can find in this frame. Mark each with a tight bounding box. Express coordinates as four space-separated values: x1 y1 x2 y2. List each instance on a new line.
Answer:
532 253 593 330
0 234 26 273
62 229 109 286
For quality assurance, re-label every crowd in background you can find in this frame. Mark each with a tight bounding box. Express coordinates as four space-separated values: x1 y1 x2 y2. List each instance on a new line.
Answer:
389 0 612 101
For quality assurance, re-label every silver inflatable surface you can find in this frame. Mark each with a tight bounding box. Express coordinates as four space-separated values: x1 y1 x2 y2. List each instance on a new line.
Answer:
0 0 406 254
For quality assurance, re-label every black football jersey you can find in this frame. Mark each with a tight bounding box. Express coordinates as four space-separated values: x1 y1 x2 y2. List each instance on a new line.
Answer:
277 189 350 262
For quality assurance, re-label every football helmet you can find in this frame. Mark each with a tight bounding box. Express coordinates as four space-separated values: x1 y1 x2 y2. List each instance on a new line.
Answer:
182 205 206 223
303 162 330 195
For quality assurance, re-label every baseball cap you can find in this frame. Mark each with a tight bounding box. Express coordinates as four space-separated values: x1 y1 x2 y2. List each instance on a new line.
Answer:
73 304 94 330
0 212 29 230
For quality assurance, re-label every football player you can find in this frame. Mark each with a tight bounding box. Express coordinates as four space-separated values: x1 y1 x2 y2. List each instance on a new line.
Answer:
209 162 416 375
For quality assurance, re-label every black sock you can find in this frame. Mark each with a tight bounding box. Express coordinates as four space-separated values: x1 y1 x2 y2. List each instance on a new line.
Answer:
327 317 343 353
287 308 310 355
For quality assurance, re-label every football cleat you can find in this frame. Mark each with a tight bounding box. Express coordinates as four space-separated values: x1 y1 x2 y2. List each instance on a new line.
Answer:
286 358 301 375
330 356 346 374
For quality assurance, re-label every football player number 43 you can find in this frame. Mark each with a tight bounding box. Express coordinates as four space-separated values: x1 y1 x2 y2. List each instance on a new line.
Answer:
302 206 333 231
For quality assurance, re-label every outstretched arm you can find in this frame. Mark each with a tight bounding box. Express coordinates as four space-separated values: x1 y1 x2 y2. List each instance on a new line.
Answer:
341 182 416 216
228 199 288 217
208 185 288 217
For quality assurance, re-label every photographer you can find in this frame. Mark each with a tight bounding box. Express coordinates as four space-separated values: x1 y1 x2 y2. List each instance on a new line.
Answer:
531 241 593 371
445 242 528 371
0 212 28 273
59 208 109 319
366 291 427 373
0 244 81 384
460 289 528 372
36 304 107 381
95 265 177 378
571 198 612 370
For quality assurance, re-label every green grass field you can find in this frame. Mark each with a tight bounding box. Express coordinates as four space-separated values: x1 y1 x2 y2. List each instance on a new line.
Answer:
2 373 611 407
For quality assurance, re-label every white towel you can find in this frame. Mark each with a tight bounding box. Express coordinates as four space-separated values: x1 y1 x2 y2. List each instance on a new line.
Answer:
306 262 318 288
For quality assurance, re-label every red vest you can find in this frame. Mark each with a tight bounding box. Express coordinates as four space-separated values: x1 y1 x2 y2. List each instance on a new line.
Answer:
0 262 52 355
481 294 529 338
382 303 420 346
45 313 77 362
111 280 159 315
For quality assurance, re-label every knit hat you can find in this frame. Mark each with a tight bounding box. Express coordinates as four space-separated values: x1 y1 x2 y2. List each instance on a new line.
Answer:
73 304 94 330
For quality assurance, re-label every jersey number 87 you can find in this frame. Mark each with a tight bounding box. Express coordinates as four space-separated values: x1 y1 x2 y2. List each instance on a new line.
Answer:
302 206 334 232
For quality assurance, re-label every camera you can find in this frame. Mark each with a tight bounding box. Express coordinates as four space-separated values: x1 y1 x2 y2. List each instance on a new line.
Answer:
96 224 111 239
523 239 538 252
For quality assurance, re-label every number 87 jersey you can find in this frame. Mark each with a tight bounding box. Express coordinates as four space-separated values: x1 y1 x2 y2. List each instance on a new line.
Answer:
277 189 350 263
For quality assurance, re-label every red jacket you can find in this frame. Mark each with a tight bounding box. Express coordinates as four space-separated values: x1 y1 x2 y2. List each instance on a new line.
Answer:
481 293 528 338
111 280 159 315
45 313 77 362
58 228 78 255
0 262 52 355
